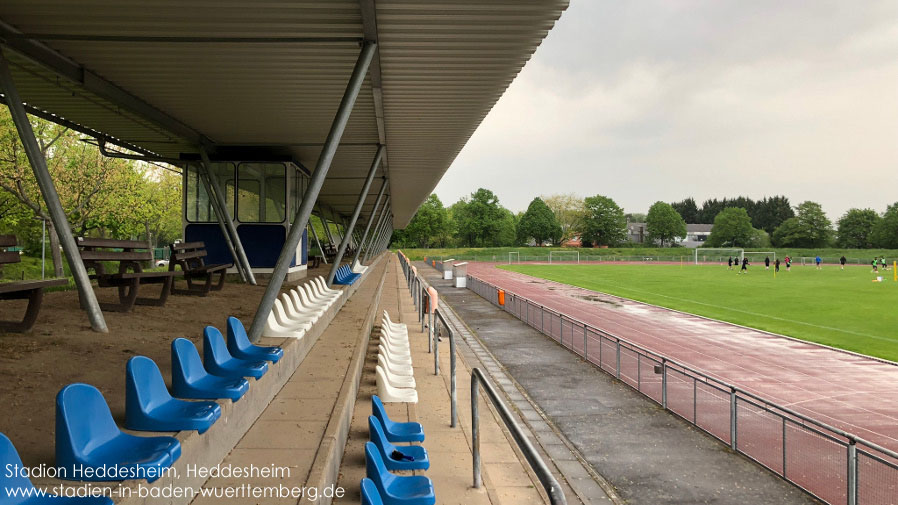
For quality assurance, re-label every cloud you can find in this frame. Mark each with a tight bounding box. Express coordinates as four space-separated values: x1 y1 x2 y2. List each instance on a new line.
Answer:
435 0 898 221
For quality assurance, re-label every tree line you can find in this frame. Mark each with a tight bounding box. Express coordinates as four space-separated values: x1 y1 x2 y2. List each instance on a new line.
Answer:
0 108 182 276
392 188 898 251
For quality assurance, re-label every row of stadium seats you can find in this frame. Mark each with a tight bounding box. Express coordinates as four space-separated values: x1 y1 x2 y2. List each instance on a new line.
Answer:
336 264 362 285
265 276 342 337
0 276 351 504
376 311 418 403
362 396 435 505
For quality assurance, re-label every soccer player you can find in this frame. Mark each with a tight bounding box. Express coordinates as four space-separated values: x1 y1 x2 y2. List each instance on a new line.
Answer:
774 258 780 273
727 257 733 270
880 257 887 271
815 255 822 270
740 257 749 274
785 256 791 271
765 256 770 270
872 258 878 273
840 256 846 270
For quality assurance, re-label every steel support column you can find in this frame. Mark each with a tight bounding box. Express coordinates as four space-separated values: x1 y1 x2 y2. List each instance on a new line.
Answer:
195 165 246 283
199 147 256 284
0 47 108 332
308 221 327 264
319 208 336 246
364 202 390 263
326 145 384 286
350 178 387 267
247 41 376 341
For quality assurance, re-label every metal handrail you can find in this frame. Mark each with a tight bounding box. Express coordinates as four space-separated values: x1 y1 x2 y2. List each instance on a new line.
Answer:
434 307 457 427
471 367 566 505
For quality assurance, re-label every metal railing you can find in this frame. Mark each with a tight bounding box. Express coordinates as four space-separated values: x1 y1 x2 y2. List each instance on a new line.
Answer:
467 274 898 505
413 253 878 266
471 367 567 505
398 253 565 502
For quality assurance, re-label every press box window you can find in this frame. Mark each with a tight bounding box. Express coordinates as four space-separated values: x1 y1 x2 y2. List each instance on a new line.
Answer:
185 163 235 222
237 163 286 223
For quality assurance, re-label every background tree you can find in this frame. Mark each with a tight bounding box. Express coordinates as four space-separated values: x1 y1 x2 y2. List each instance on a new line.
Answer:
772 201 832 247
871 203 898 249
670 197 699 223
396 194 450 248
581 194 627 246
646 201 686 247
517 197 561 246
542 193 584 243
752 196 794 233
837 208 879 249
706 207 754 247
450 188 515 247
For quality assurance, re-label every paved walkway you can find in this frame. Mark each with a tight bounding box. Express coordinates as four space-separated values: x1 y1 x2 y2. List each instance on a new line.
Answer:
424 266 820 505
335 255 549 505
467 262 898 453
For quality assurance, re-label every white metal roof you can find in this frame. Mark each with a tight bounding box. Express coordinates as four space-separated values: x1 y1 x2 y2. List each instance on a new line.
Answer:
0 0 568 226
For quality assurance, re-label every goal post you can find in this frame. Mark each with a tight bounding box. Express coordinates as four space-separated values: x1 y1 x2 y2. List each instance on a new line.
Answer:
694 248 744 265
743 251 776 266
508 251 519 264
548 250 580 264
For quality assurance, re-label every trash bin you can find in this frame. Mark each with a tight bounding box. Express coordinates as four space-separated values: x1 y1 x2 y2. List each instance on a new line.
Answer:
497 289 505 306
443 259 455 280
453 262 468 288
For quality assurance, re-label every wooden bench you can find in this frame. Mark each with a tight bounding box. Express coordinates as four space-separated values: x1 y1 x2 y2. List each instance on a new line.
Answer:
0 235 68 332
308 255 322 269
77 237 181 312
168 241 232 296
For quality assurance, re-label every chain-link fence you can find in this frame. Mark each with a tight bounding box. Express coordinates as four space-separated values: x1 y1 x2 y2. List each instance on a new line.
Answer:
466 273 898 505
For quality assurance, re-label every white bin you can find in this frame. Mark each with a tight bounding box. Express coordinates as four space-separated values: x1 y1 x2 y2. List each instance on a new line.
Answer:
443 259 455 280
453 262 468 288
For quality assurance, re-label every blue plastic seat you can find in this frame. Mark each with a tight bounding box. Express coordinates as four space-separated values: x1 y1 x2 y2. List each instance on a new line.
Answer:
360 478 383 505
334 265 361 285
56 384 180 482
372 396 424 443
369 417 429 471
226 316 283 363
365 442 434 505
125 356 221 434
2 432 114 504
171 338 249 401
203 326 268 379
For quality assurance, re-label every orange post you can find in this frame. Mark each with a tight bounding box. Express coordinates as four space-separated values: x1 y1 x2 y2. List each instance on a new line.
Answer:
497 289 505 306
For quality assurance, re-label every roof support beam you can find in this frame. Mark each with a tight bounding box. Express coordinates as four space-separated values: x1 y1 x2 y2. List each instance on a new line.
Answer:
326 145 384 286
0 46 108 333
247 40 377 341
364 201 390 264
0 20 212 149
351 178 388 267
308 221 327 265
199 147 256 285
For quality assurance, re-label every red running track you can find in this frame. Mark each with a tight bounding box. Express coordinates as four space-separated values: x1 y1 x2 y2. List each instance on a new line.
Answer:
467 262 898 453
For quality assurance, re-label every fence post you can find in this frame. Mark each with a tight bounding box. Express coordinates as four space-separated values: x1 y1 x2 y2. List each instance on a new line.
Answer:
472 373 482 488
450 320 457 428
661 358 668 409
782 417 787 478
848 440 857 505
616 339 621 379
730 387 737 451
583 325 588 359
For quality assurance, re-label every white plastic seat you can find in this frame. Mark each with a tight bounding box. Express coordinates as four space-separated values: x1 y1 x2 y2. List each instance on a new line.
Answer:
304 282 339 303
351 260 368 274
379 344 412 365
295 285 331 310
379 337 411 356
376 367 418 403
377 364 416 389
379 328 410 349
382 311 408 331
314 277 342 296
378 354 413 377
288 289 327 316
264 301 308 339
281 293 321 323
274 298 315 329
381 323 408 338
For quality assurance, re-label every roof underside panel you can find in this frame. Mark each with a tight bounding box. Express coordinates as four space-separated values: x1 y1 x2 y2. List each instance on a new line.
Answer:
0 0 568 227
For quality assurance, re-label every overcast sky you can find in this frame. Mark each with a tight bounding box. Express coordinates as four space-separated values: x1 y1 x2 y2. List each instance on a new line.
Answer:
433 0 898 221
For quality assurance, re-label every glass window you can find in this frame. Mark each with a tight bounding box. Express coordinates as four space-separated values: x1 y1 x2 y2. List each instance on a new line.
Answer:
185 163 235 222
290 168 307 223
237 163 286 223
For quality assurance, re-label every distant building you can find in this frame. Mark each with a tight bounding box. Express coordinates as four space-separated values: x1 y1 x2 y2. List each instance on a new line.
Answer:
626 222 713 248
680 224 713 248
561 236 582 247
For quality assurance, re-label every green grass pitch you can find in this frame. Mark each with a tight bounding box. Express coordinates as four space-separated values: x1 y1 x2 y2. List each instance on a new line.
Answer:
500 263 898 362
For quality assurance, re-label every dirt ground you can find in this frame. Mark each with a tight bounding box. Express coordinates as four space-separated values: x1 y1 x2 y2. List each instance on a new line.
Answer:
0 264 334 468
